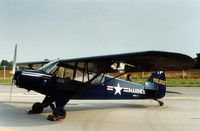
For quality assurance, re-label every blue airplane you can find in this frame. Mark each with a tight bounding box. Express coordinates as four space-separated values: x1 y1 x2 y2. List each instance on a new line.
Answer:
11 45 195 121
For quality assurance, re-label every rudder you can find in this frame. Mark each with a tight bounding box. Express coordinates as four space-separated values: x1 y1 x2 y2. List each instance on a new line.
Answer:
144 71 166 99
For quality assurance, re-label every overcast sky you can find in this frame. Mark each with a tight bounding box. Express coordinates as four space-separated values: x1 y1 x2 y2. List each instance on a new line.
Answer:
0 0 200 62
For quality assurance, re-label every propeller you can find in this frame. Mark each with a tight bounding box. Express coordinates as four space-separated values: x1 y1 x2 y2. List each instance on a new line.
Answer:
9 44 17 102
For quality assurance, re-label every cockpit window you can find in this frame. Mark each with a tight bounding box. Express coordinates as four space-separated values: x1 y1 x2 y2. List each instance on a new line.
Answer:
39 61 100 83
39 60 59 74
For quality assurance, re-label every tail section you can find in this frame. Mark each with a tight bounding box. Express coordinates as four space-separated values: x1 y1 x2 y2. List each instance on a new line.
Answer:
144 71 166 99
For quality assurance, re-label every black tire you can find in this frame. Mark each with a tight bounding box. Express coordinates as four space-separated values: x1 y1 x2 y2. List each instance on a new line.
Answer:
32 102 43 114
159 101 164 106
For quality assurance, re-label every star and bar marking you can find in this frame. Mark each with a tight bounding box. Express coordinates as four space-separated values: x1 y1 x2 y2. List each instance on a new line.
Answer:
107 83 145 95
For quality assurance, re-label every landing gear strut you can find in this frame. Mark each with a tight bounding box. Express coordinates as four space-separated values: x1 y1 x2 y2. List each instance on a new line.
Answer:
153 99 164 106
27 96 55 114
27 95 69 121
47 97 69 121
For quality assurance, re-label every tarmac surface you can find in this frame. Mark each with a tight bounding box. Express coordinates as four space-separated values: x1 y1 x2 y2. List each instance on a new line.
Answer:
0 85 200 131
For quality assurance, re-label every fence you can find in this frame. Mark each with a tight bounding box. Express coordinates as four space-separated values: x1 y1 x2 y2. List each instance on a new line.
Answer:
0 70 12 78
110 70 200 79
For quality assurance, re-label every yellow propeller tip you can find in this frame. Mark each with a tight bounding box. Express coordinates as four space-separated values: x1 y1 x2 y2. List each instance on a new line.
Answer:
9 71 14 75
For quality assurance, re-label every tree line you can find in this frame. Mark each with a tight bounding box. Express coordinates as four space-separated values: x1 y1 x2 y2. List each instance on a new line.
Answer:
0 60 12 69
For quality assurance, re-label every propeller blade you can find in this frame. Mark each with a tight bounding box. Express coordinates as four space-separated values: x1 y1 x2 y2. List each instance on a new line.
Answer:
9 44 17 102
12 44 17 75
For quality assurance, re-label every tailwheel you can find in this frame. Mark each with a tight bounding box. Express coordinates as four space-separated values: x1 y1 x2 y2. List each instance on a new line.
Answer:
27 102 44 114
159 101 164 106
47 108 66 121
153 99 164 106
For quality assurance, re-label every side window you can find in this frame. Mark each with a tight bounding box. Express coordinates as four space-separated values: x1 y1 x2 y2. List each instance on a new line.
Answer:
53 65 74 80
64 68 73 79
92 75 105 84
55 67 65 78
74 69 83 82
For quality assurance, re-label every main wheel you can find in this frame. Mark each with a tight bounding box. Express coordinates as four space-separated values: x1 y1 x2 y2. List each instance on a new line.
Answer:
32 102 44 114
47 108 66 121
53 108 66 119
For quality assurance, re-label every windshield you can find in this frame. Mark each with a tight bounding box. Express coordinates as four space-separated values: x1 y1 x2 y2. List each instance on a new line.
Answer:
39 60 59 74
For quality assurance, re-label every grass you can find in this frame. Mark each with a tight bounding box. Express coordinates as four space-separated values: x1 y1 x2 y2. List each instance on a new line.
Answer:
0 78 12 85
0 78 200 87
166 79 200 87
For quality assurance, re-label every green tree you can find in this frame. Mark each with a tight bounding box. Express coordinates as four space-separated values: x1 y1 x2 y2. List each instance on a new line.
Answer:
0 60 12 69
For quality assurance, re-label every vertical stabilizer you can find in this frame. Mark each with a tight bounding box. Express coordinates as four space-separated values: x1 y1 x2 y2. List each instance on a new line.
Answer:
144 71 166 99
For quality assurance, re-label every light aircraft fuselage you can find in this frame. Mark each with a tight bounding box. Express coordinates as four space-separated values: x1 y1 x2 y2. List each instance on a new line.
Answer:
12 50 195 121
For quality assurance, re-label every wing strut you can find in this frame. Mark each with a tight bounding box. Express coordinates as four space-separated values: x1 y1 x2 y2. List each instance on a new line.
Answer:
87 62 113 84
99 67 135 85
73 62 78 80
81 62 93 82
101 72 126 85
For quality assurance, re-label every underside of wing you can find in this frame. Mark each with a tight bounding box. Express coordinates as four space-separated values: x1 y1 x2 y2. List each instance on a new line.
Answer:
17 51 195 73
17 60 50 69
59 51 195 73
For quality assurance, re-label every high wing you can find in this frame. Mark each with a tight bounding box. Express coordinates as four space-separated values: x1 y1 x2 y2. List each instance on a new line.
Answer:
17 60 50 69
17 51 195 73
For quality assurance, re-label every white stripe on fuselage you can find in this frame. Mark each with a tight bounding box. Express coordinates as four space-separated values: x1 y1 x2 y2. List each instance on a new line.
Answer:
22 71 52 78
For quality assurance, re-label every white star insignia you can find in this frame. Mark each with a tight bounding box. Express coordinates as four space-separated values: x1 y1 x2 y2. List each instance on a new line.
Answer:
114 83 123 95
